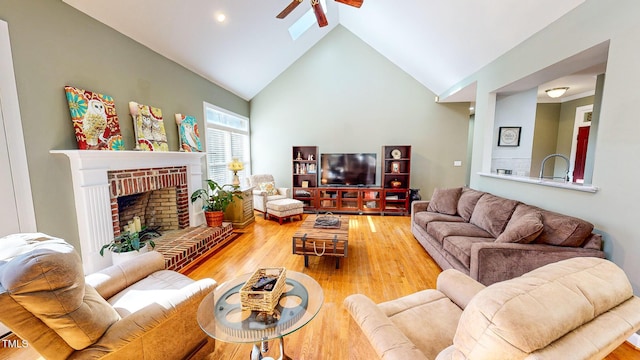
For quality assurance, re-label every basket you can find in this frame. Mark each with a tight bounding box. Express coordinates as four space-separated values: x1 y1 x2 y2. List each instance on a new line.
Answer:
240 267 286 312
314 212 341 229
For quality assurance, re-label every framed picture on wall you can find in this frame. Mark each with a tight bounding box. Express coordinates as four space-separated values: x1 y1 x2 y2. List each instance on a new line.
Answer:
498 126 521 147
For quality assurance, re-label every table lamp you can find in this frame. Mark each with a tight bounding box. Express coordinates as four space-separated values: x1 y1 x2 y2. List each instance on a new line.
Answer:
228 158 244 186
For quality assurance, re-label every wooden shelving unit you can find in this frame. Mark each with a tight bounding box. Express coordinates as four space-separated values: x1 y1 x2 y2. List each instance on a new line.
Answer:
292 146 318 211
381 145 412 215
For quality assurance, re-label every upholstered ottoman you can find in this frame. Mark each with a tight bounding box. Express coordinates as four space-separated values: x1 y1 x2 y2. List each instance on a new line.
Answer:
266 198 304 225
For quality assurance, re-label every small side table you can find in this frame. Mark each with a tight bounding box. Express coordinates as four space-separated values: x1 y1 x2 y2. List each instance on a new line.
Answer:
197 271 323 360
224 186 255 228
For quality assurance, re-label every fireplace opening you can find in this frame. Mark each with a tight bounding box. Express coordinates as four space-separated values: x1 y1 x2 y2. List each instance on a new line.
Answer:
117 187 179 234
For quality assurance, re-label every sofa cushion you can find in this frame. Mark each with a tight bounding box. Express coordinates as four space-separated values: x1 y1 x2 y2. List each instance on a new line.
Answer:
427 187 462 215
457 188 486 222
469 194 519 238
496 206 544 244
535 209 594 247
443 236 495 268
427 222 493 244
2 236 120 350
414 212 465 230
258 181 278 196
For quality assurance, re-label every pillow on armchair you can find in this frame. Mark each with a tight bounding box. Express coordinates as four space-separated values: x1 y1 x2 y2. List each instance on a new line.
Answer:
259 181 278 196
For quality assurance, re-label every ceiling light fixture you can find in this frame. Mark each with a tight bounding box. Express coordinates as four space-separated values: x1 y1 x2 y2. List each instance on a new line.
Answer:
216 13 226 22
545 87 569 98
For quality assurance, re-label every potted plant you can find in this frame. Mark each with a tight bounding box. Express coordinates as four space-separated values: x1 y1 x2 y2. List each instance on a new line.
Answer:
191 179 242 227
99 231 156 265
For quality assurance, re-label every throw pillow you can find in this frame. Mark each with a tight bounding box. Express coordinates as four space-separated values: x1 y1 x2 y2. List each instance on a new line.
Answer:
259 181 278 196
496 211 544 244
427 187 462 215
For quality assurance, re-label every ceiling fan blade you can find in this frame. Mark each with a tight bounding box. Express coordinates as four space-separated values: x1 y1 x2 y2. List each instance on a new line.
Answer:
276 0 303 19
335 0 363 8
311 0 328 27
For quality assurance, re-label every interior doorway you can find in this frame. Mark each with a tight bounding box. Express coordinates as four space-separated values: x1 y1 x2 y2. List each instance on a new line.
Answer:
570 104 593 183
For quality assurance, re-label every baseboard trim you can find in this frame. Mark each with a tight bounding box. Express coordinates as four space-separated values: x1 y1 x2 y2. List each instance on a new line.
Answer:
628 332 640 349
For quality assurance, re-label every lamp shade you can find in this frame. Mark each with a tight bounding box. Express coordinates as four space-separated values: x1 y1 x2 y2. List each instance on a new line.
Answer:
545 87 569 98
228 158 244 171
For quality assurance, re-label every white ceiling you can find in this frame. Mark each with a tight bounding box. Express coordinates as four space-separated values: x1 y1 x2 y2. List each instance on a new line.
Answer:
62 0 587 101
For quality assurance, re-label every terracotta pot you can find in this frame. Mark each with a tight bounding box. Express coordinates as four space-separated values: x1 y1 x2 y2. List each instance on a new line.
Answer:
205 211 224 227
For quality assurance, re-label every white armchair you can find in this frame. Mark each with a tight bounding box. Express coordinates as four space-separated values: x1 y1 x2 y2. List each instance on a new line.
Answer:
248 174 291 215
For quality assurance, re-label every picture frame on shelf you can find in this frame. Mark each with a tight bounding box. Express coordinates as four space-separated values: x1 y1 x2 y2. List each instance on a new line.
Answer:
391 161 401 173
301 180 309 188
498 126 521 147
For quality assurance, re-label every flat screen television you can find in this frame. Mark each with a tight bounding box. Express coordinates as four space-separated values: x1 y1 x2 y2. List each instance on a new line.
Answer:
320 153 377 186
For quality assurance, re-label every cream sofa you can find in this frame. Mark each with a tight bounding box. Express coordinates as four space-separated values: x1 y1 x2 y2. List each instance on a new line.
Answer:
0 233 216 359
344 257 640 360
411 187 605 285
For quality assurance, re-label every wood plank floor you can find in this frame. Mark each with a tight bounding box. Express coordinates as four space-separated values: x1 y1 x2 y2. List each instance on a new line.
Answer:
1 214 638 359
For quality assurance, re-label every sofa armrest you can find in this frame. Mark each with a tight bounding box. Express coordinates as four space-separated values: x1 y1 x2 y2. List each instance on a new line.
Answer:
344 294 428 360
436 269 485 310
411 200 430 224
253 189 266 196
85 251 166 300
277 187 291 198
470 242 606 286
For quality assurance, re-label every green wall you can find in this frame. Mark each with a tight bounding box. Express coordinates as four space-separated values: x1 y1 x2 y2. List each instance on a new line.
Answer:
531 103 561 177
461 0 640 293
250 26 470 199
0 0 248 251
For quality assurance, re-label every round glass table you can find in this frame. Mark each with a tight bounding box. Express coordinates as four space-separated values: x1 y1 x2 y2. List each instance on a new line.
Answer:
197 271 323 360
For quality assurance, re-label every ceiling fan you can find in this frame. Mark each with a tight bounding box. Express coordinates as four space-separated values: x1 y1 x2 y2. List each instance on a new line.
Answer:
277 0 363 27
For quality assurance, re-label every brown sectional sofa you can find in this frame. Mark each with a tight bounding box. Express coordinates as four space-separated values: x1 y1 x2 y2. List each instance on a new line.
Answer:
411 187 605 285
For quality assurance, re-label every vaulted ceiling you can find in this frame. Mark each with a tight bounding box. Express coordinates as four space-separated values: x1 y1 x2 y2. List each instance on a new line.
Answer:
62 0 586 101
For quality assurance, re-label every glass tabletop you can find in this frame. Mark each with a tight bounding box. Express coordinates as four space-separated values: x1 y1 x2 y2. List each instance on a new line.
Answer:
197 270 324 344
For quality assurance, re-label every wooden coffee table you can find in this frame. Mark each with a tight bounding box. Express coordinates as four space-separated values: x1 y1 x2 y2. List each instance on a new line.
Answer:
292 215 349 269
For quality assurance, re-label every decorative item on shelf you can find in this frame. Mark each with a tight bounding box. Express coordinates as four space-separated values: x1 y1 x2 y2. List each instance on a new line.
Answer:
240 267 286 314
390 179 402 188
307 154 314 161
191 179 242 227
391 148 402 159
129 101 168 151
308 164 316 174
228 158 244 186
391 161 401 173
301 180 309 188
496 169 513 175
99 231 156 265
175 114 202 152
296 151 302 160
409 188 422 203
64 86 124 150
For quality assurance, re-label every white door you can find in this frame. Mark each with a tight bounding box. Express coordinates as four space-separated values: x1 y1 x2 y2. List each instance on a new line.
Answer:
0 97 21 236
0 19 35 237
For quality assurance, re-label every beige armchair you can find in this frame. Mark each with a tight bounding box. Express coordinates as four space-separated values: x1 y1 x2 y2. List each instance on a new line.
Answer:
248 174 291 215
345 257 640 360
0 233 216 359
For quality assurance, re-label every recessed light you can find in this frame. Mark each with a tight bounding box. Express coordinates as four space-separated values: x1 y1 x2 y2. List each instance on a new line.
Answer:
216 13 226 23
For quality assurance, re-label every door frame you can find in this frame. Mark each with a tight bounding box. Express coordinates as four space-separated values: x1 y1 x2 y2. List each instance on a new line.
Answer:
569 104 593 183
0 20 36 233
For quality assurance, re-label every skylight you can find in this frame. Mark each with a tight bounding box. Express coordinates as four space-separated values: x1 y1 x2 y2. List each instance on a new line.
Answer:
288 0 327 40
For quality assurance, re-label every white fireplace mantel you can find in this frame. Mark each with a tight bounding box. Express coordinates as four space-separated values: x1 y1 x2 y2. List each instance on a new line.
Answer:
51 150 206 273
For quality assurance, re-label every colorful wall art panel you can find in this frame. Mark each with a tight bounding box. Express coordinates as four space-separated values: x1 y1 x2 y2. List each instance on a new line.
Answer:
129 101 168 151
175 114 202 152
64 86 124 150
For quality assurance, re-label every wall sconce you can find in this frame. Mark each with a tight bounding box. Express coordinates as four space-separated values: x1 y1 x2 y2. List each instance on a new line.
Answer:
545 87 569 98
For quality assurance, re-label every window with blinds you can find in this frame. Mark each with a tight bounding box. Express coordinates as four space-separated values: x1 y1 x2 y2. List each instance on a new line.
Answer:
204 102 250 186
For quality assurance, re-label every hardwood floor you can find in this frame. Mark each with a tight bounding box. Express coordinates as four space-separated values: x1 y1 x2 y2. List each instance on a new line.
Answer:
1 214 638 359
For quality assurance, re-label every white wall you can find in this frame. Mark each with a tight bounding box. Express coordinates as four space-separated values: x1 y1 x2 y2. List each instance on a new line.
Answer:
250 26 470 199
492 88 537 176
459 0 640 293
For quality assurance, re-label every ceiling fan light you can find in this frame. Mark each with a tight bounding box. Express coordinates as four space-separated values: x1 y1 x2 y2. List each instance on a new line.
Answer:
545 87 569 98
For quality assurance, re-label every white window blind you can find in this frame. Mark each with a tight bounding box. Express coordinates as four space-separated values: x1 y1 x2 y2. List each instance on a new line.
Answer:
204 102 250 186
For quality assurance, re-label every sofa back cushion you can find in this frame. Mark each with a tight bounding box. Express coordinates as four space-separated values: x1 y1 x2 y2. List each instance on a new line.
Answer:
427 187 462 215
1 234 120 350
457 188 486 222
451 257 633 359
535 209 594 247
469 194 519 238
495 204 544 244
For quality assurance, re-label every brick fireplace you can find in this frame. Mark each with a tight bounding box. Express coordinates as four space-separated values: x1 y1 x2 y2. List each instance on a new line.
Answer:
52 150 207 273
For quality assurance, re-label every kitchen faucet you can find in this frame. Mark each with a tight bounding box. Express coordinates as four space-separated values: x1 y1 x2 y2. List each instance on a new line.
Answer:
539 154 570 182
